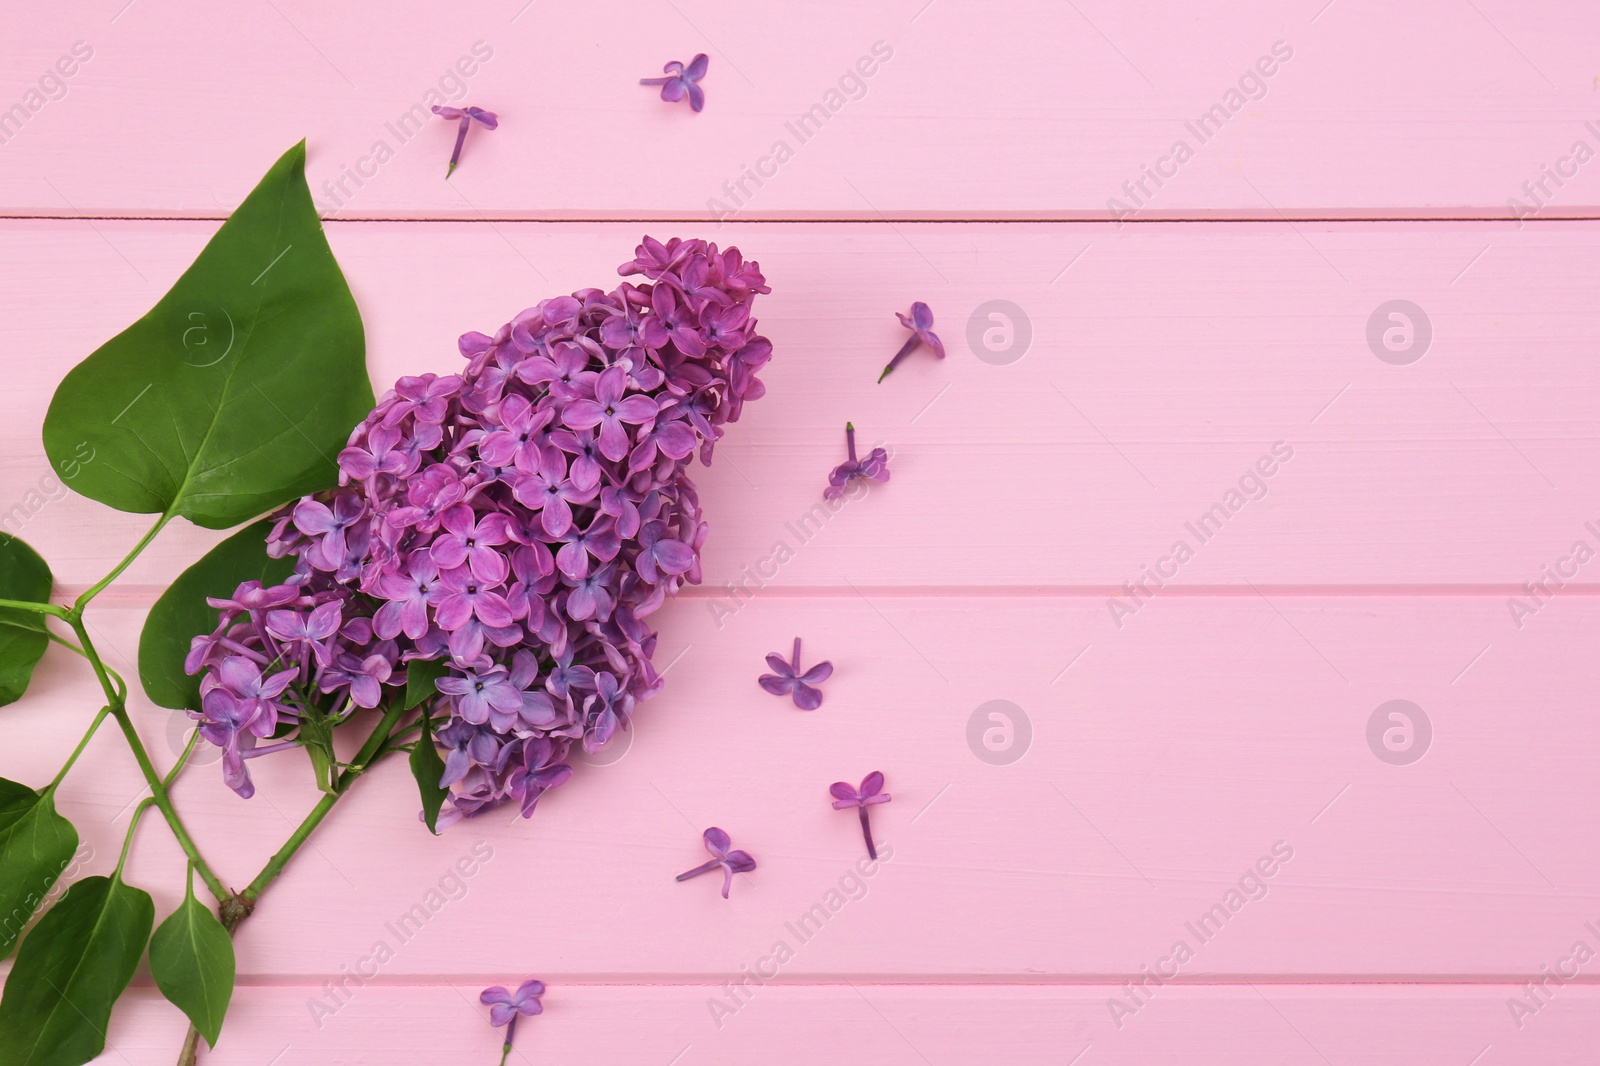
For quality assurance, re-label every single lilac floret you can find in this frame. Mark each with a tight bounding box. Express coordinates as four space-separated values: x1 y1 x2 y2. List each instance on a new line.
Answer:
830 770 891 859
640 53 709 112
878 302 943 382
480 978 544 1066
758 636 833 710
676 826 757 898
824 422 889 500
433 105 498 178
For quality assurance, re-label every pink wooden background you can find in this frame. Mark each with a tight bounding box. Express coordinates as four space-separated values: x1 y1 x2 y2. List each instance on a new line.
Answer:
4 0 1600 1062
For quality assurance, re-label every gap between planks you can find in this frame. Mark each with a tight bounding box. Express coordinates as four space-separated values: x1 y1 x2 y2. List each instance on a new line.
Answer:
8 214 1600 225
62 583 1600 609
200 975 1600 988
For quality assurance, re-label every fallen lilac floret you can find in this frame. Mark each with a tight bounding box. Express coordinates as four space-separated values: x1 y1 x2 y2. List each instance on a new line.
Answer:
830 771 891 859
676 826 756 898
758 637 833 710
824 422 889 500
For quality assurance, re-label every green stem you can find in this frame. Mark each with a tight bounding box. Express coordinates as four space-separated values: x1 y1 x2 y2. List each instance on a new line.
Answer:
115 797 156 878
0 597 67 617
242 700 409 900
242 791 339 901
75 513 170 611
165 731 201 788
69 617 230 904
46 705 113 795
340 701 410 783
43 627 128 701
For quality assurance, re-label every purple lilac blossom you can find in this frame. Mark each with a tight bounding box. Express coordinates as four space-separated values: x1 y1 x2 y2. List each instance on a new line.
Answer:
188 237 772 820
432 105 498 178
877 301 943 382
824 422 889 500
757 636 833 710
830 771 891 859
640 54 709 112
675 826 757 899
481 978 544 1065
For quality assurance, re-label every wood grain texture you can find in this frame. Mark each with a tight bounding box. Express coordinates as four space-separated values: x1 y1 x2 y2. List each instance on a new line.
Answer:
1 0 1598 219
3 3 1597 1061
2 221 1597 592
3 598 1592 983
88 984 1600 1065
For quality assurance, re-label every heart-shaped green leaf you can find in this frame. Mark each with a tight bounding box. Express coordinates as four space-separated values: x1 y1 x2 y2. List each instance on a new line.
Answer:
0 874 153 1066
42 140 373 530
0 780 79 960
138 519 292 712
0 534 53 708
148 869 234 1049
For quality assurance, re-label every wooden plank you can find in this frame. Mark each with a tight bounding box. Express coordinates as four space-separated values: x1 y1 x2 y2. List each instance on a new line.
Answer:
92 983 1600 1065
1 1 1597 219
3 596 1595 981
0 220 1595 590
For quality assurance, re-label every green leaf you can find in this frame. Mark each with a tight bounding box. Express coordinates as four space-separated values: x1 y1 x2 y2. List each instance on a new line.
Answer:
0 534 53 708
147 871 234 1049
138 519 292 711
406 659 450 833
0 781 79 960
405 657 449 712
0 875 153 1066
0 777 36 816
42 140 373 530
409 700 449 835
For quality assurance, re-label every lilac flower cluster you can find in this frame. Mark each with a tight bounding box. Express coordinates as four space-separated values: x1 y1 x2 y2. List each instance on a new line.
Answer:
188 237 772 821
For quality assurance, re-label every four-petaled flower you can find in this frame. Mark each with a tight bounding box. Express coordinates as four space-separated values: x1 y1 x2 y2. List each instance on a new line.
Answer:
562 365 659 462
758 637 833 710
825 422 890 500
433 105 498 178
830 770 891 860
640 53 709 112
480 978 544 1066
438 665 523 727
430 504 514 584
676 826 757 898
292 494 365 572
878 301 944 382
